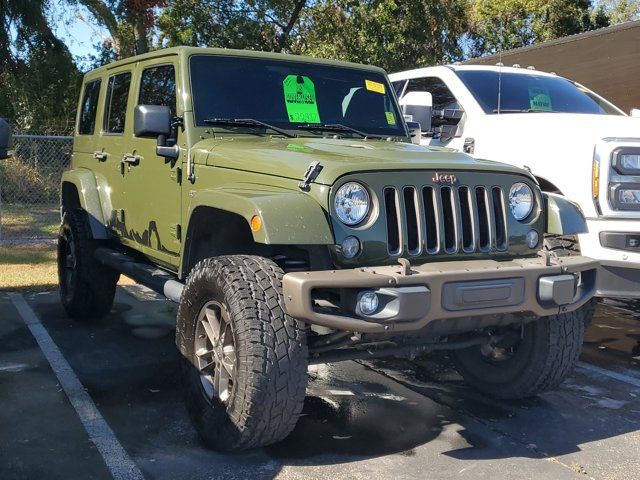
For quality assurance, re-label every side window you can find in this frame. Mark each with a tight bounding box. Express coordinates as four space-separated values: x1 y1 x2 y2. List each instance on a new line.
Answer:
104 72 132 134
406 77 460 112
392 80 407 97
138 65 176 117
78 80 101 135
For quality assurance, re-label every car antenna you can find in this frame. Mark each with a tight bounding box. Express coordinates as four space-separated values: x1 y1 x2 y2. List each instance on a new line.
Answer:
497 23 503 115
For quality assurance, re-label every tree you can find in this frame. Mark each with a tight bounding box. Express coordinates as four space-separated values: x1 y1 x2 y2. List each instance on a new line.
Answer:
0 0 81 128
600 0 640 23
468 0 610 56
157 0 307 52
299 0 470 72
66 0 166 58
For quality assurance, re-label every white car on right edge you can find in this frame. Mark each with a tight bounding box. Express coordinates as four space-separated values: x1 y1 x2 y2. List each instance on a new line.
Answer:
390 64 640 299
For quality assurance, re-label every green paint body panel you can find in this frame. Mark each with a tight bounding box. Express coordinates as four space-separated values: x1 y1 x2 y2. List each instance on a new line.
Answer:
63 46 587 280
545 193 588 235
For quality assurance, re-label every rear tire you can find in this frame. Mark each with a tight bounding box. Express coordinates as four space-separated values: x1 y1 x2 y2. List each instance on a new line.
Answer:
176 255 308 451
453 308 586 399
57 209 118 320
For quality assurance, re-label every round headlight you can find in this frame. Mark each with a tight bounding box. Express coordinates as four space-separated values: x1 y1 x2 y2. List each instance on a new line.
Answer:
509 183 534 221
334 182 370 225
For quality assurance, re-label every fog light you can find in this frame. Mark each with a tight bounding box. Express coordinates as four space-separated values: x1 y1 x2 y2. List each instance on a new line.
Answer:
358 291 379 316
341 236 360 259
526 230 539 249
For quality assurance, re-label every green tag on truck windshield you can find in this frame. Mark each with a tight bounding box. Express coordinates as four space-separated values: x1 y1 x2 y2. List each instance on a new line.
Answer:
529 87 552 111
283 75 321 124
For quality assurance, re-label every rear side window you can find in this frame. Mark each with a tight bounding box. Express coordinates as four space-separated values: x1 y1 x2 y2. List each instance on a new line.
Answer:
104 72 132 134
78 80 101 135
138 65 176 117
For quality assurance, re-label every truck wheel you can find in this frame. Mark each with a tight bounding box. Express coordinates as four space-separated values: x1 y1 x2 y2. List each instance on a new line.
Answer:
57 209 118 319
453 309 586 399
176 255 308 451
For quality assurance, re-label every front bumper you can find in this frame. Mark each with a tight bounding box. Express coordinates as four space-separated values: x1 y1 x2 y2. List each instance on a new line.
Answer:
579 218 640 297
283 254 598 333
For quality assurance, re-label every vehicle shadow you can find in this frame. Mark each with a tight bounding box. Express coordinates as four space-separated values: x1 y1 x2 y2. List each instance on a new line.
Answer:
26 291 640 478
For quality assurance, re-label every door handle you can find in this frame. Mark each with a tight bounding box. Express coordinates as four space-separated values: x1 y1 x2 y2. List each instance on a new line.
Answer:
93 151 107 161
121 154 141 166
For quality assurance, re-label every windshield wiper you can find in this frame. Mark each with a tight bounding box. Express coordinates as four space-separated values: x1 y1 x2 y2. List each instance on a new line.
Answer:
203 118 296 138
492 108 554 113
296 123 383 139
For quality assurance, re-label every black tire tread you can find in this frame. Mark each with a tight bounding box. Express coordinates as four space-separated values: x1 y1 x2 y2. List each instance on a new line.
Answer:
177 255 308 451
57 209 118 319
455 308 587 399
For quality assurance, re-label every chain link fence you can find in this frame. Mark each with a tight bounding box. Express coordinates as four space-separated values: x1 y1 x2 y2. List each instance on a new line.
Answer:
0 126 73 242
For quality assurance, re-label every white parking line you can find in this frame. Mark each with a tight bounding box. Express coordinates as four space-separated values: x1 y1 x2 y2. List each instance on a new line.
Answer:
10 293 145 480
576 361 640 389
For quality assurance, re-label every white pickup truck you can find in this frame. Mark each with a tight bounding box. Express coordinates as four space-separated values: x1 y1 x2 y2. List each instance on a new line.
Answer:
390 65 640 298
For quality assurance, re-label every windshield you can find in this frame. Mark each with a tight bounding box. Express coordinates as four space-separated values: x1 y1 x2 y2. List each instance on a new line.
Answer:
455 70 623 116
189 55 407 137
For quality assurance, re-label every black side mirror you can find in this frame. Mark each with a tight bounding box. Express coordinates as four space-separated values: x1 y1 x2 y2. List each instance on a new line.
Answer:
0 118 12 159
134 105 179 159
134 105 171 137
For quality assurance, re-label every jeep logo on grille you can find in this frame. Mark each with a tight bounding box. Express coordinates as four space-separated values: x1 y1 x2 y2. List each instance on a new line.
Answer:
432 172 458 185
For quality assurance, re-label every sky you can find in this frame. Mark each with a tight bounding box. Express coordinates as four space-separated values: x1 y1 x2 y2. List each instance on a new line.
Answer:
49 1 105 66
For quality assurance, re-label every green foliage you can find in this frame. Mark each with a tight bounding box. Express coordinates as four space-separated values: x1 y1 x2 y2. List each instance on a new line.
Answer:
469 0 611 55
600 0 640 23
299 0 470 71
157 0 307 52
0 0 81 127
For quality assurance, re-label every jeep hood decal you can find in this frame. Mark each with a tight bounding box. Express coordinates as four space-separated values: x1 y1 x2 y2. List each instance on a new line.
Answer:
193 136 531 185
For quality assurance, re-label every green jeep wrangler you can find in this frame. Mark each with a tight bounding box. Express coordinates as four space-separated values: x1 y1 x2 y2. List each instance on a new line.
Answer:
59 47 597 451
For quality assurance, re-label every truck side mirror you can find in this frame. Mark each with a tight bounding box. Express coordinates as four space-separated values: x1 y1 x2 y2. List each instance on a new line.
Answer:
0 118 12 160
400 92 432 134
134 105 171 137
134 105 179 159
630 108 640 118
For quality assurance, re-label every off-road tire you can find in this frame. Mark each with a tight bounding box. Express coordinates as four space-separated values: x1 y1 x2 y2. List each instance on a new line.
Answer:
176 255 308 451
453 308 587 399
544 234 580 257
544 234 597 325
57 209 118 319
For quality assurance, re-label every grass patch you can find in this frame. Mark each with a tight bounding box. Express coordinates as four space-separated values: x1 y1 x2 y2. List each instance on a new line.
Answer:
0 243 58 292
1 203 59 240
0 241 135 293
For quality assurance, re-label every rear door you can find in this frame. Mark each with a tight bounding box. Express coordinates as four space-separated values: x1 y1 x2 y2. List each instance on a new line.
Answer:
100 67 135 240
123 59 182 267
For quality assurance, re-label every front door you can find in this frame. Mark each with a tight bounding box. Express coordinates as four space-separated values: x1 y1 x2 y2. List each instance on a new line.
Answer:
124 60 182 268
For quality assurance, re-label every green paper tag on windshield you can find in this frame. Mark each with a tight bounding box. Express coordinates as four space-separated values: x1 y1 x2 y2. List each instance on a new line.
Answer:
529 87 552 111
385 111 396 125
283 75 321 124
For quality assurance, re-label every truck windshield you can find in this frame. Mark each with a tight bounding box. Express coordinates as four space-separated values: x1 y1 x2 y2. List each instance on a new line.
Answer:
455 70 623 116
190 55 407 137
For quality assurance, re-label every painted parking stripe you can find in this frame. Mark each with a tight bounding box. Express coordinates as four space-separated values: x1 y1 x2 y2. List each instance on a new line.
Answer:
576 361 640 389
10 293 145 480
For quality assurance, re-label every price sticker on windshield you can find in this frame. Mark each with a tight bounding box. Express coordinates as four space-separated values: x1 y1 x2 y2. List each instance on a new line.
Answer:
529 87 552 111
365 79 386 94
283 75 321 123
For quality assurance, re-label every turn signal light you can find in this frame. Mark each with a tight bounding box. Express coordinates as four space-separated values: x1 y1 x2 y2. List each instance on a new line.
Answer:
250 215 262 232
592 158 600 198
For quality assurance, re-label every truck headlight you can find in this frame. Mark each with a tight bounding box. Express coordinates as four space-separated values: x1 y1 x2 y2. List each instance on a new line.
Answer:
334 182 370 225
508 183 534 221
611 184 640 209
612 147 640 175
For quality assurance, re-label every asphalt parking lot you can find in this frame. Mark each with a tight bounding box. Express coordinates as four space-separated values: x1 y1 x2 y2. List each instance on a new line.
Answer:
1 286 640 480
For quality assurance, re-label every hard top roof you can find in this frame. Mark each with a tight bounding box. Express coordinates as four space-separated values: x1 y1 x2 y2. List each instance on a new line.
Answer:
85 46 387 77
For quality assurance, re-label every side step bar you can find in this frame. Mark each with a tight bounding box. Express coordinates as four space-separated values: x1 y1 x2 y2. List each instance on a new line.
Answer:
94 248 184 303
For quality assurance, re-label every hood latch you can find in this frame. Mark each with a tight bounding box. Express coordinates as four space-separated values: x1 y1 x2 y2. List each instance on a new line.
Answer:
299 161 323 191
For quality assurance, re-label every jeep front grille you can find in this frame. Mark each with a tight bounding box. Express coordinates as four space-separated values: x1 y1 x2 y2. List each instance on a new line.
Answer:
383 185 508 256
